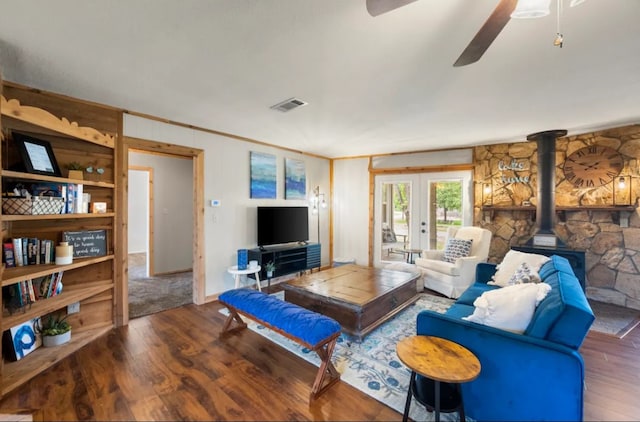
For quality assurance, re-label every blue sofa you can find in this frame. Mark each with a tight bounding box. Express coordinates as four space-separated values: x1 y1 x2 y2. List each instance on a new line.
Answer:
416 255 594 421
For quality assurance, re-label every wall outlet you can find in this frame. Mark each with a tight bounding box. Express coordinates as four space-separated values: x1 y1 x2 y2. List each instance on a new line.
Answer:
67 301 80 314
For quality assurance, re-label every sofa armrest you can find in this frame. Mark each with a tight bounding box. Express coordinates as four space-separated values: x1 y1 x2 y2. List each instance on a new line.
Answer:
416 310 585 421
475 262 497 284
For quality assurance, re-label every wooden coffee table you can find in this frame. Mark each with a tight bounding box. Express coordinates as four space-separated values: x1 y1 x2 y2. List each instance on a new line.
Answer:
282 264 420 341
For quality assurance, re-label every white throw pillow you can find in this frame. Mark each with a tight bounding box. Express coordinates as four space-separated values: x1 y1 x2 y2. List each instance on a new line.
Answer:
463 283 551 333
506 262 541 285
488 250 550 287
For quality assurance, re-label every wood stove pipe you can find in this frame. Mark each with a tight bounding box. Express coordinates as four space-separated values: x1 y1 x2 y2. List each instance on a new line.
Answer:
526 129 567 245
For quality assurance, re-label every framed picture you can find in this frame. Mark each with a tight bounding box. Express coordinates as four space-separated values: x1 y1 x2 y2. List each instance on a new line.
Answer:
285 158 306 199
250 152 277 199
2 318 41 361
13 132 62 177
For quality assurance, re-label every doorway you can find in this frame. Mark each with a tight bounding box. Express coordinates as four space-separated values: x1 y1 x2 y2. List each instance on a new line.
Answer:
116 136 205 326
127 152 194 318
374 170 473 267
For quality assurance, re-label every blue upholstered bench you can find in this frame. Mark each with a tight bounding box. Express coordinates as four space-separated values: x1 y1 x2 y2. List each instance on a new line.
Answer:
218 288 342 400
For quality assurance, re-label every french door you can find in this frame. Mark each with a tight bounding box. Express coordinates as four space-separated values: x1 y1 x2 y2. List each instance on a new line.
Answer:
374 171 473 267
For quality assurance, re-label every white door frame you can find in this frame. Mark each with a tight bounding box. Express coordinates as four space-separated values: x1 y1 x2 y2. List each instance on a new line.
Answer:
373 170 473 267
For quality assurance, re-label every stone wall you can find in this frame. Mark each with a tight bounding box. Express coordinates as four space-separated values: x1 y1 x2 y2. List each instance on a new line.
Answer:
473 124 640 310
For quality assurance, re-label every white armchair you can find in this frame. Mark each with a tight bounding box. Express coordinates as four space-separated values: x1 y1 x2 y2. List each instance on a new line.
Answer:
414 226 492 298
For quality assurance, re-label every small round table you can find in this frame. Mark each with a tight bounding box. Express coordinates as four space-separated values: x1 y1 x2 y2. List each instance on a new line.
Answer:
396 335 480 422
402 248 422 264
227 265 262 291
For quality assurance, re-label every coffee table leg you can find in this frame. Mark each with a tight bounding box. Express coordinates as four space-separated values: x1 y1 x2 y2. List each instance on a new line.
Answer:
435 380 440 422
403 371 416 422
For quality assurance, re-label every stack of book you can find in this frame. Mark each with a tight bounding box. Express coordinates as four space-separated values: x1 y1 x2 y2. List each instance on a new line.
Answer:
2 272 64 312
3 238 56 267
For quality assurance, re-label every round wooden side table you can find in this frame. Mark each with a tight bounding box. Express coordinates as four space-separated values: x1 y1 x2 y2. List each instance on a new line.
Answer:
396 335 481 422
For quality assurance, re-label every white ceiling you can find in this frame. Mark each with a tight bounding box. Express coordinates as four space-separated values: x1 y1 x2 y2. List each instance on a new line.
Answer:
1 0 639 158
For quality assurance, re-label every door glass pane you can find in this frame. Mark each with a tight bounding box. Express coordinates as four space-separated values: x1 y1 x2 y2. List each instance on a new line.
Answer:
430 180 463 250
380 182 411 262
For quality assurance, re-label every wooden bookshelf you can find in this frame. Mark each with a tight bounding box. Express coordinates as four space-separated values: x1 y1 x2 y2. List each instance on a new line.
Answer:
0 95 116 396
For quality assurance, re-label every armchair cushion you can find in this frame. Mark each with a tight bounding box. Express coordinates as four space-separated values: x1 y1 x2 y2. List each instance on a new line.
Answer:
442 238 473 263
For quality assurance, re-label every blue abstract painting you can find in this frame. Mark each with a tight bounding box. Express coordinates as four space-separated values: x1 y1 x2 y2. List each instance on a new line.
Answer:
285 158 306 200
250 152 277 199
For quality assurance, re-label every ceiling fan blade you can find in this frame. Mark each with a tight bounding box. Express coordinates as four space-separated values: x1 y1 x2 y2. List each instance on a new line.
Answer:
453 0 518 67
366 0 419 17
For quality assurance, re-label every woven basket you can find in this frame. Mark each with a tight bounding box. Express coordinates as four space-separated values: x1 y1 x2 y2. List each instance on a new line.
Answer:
2 196 65 215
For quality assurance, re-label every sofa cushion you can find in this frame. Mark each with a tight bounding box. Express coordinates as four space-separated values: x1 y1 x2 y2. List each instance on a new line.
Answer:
456 282 499 306
489 250 550 287
444 303 475 319
525 271 594 348
462 283 552 334
442 238 473 263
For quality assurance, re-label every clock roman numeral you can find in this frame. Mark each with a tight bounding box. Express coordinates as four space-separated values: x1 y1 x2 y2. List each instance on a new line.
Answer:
586 179 595 187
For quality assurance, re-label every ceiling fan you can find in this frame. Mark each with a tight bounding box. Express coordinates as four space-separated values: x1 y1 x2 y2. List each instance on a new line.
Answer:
366 0 586 67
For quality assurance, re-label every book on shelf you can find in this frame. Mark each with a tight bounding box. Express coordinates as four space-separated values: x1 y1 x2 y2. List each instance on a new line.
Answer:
27 238 38 265
12 238 23 267
3 242 16 268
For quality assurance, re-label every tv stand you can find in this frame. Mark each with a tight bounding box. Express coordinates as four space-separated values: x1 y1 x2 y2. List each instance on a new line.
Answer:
248 243 321 281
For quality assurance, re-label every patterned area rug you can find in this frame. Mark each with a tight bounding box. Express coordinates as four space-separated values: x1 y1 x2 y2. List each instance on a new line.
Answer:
222 293 459 421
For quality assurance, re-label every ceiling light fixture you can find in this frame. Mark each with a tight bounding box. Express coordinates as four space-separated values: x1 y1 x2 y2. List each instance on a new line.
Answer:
510 0 551 19
554 0 564 47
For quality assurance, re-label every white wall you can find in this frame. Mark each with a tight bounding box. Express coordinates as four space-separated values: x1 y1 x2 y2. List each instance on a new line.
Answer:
129 152 193 274
127 169 148 254
332 158 371 265
124 114 331 296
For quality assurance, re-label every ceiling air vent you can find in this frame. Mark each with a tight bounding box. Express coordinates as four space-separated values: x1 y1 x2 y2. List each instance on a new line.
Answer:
270 97 308 112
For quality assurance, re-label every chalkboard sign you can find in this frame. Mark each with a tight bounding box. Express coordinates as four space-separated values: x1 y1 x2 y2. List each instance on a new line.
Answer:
62 230 107 257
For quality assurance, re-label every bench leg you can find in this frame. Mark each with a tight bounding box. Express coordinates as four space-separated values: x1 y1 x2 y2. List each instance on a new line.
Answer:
310 337 340 400
221 308 247 334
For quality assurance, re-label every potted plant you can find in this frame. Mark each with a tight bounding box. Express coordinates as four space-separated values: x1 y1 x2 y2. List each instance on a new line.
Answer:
65 162 84 180
37 313 71 347
265 261 276 278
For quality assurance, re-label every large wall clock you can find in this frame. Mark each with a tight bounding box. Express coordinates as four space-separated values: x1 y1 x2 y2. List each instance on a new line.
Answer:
563 145 624 188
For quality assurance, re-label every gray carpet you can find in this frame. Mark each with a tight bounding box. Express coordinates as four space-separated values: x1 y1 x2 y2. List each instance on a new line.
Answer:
128 253 193 319
589 300 640 338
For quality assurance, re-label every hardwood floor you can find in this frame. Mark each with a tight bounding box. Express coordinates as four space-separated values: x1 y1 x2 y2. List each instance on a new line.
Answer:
0 299 639 421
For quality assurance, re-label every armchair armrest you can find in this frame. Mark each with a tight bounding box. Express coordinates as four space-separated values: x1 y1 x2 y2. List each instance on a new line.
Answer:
454 255 483 283
416 310 585 421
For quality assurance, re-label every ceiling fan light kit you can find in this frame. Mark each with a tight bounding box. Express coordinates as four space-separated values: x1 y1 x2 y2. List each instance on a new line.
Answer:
511 0 551 19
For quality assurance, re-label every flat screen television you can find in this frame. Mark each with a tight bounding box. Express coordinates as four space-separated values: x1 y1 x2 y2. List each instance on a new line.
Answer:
257 206 309 247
